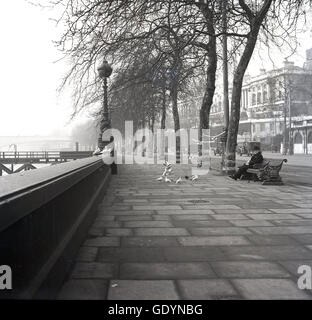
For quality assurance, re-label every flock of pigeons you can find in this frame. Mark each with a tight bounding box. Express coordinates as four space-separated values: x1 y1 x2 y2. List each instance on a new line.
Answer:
93 149 199 183
157 161 199 183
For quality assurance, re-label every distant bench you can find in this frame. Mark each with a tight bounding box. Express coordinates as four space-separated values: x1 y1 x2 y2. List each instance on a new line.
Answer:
244 158 288 185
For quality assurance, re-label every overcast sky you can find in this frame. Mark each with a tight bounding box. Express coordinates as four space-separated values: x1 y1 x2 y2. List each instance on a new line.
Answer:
0 0 77 137
0 0 311 137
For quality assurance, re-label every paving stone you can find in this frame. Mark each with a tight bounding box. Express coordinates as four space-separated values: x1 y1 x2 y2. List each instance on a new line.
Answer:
122 199 149 203
278 260 312 276
97 247 165 262
116 215 154 221
292 234 312 244
107 280 180 300
84 237 120 247
229 220 274 227
150 198 194 202
102 210 155 216
272 220 312 226
134 228 189 236
133 205 182 210
232 279 311 300
250 226 312 235
153 215 171 220
190 227 252 236
171 214 212 220
212 214 247 220
99 205 132 211
178 236 251 246
121 237 179 247
270 209 312 214
93 221 121 228
293 204 312 208
105 228 133 236
247 214 300 220
95 215 115 221
240 203 294 209
178 279 239 300
211 261 290 278
246 235 299 246
120 262 215 279
172 220 232 228
221 245 312 261
58 279 108 300
213 209 272 214
163 247 226 262
123 221 174 228
157 210 215 215
88 227 105 237
182 205 241 210
295 214 312 219
71 263 118 279
76 247 98 262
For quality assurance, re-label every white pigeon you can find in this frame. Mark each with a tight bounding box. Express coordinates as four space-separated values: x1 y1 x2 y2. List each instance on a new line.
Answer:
191 175 199 181
176 176 182 184
157 176 163 181
165 176 172 183
93 147 103 156
165 161 172 168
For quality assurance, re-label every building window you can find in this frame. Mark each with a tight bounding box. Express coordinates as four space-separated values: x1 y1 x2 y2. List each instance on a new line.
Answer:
293 121 303 127
257 92 262 104
263 90 268 102
252 93 256 106
260 123 265 131
278 90 282 100
308 132 312 144
294 133 303 144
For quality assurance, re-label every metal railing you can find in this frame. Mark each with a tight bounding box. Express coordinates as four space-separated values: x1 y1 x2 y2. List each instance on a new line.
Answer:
0 151 94 166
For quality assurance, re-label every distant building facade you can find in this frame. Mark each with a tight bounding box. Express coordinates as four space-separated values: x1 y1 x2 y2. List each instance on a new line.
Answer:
210 49 312 154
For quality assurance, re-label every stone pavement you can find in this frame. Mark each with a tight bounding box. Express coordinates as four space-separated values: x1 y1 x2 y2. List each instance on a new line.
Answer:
58 164 312 300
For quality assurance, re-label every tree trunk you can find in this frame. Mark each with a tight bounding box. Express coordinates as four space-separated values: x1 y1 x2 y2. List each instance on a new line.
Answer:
161 87 166 130
225 6 272 172
198 18 217 157
151 110 155 133
171 84 180 132
170 83 181 162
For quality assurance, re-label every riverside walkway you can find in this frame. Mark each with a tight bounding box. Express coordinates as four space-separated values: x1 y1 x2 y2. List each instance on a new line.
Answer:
58 164 312 300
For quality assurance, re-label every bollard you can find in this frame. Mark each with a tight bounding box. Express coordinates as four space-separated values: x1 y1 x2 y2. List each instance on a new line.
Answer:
111 162 117 175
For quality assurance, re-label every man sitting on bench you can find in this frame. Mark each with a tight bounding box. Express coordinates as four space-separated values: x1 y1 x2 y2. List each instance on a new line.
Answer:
229 145 263 180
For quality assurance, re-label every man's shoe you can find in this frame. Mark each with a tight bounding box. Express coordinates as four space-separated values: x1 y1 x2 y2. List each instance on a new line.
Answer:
228 175 237 181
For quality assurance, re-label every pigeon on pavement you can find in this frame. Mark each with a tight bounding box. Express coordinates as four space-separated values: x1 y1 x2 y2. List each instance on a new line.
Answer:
175 176 182 184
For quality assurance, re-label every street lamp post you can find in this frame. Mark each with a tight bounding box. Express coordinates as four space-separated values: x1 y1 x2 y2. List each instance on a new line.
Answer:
97 60 113 150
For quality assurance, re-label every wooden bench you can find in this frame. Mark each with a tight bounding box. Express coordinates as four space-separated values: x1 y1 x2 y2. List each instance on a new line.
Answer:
245 158 288 185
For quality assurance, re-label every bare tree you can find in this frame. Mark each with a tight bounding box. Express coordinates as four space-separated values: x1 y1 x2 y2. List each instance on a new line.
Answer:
224 0 311 171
